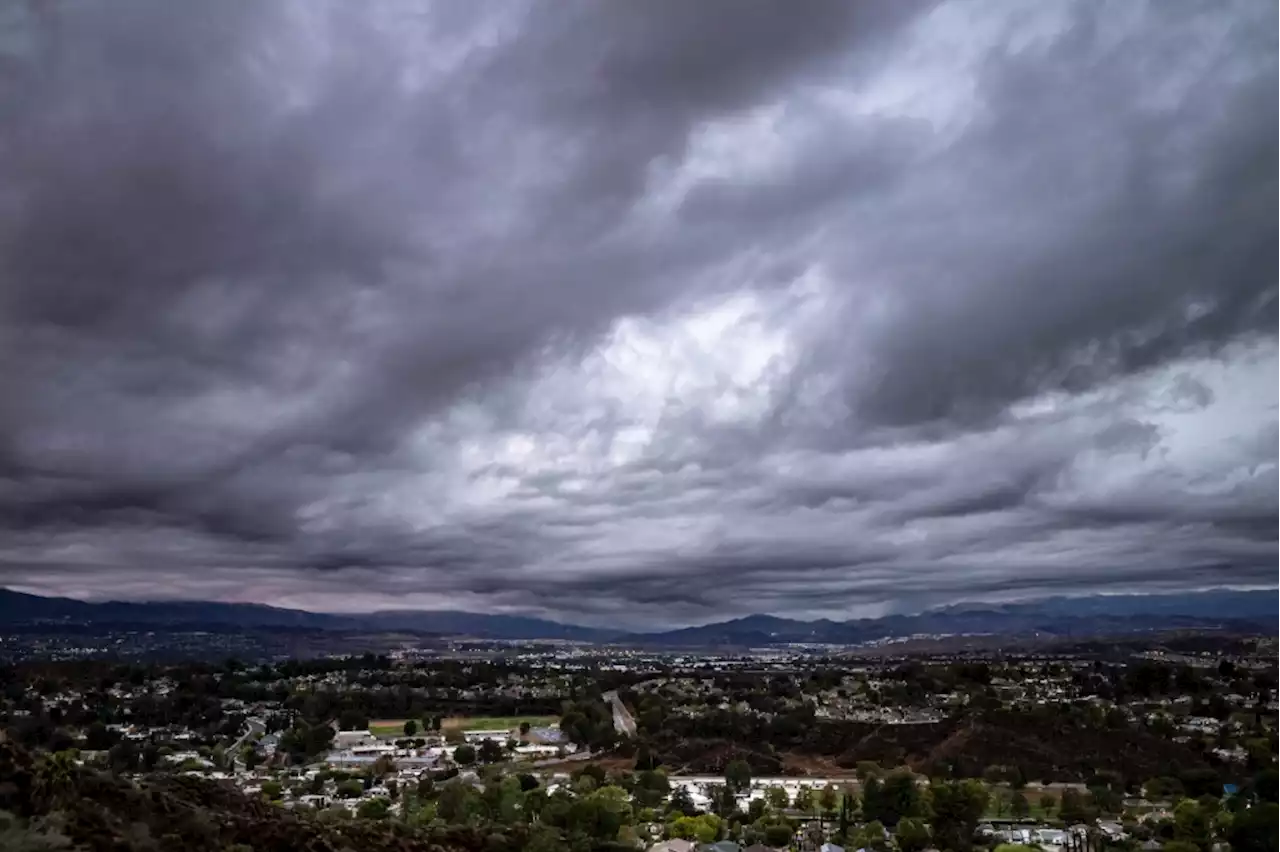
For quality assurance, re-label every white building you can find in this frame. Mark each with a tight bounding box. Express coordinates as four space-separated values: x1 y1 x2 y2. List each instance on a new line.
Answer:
333 730 377 748
463 728 512 744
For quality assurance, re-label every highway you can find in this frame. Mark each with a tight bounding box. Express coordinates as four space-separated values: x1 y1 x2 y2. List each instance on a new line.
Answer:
602 691 636 737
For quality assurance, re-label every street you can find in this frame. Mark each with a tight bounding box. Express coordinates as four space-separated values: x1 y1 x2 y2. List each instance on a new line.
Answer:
602 691 636 737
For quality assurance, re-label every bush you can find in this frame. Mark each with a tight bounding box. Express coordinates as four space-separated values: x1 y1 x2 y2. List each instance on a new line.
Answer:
357 798 390 820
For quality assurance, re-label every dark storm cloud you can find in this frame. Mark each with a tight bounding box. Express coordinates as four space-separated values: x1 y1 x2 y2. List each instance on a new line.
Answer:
0 0 1275 627
835 0 1278 430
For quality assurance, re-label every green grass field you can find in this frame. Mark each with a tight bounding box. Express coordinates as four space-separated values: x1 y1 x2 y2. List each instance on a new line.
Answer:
365 716 559 738
369 720 415 737
441 715 559 732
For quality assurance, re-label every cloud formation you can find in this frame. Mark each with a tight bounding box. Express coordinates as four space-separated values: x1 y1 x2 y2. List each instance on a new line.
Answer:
0 0 1275 628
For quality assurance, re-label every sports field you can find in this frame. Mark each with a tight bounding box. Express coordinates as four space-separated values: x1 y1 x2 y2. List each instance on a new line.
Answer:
366 716 559 737
441 715 558 732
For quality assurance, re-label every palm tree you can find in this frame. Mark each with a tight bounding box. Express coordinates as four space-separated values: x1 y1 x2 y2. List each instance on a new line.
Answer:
30 752 77 813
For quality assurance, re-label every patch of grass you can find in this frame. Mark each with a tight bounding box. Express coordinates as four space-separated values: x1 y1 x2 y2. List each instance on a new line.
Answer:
368 720 414 737
440 715 559 732
364 716 560 738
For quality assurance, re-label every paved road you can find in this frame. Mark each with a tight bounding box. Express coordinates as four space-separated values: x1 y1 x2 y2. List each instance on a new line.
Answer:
602 691 637 737
229 718 265 767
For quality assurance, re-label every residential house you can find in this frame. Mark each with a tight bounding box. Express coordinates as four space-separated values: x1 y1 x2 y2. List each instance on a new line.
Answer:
647 841 695 852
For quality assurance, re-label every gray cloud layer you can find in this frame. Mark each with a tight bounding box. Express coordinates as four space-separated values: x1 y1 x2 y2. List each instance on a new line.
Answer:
1 0 1275 627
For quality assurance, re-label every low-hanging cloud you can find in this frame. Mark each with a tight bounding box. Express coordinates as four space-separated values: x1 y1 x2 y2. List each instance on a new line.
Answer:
0 0 1275 628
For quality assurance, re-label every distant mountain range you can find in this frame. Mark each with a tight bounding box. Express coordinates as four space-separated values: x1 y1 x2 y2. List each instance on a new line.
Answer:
0 587 1273 645
630 590 1277 646
0 589 615 641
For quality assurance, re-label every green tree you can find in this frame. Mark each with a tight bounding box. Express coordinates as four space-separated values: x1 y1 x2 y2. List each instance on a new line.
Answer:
725 759 752 794
928 779 989 852
403 719 417 737
668 785 697 817
862 775 883 821
764 822 795 848
634 769 670 809
864 770 921 827
635 741 656 771
1146 777 1185 800
839 788 854 838
1059 788 1094 825
856 761 883 780
31 752 78 812
357 797 390 820
667 813 697 838
896 816 932 852
818 784 839 816
1090 785 1124 814
1227 802 1278 852
1041 793 1057 816
436 781 476 821
260 780 282 800
1011 791 1030 819
765 786 790 811
707 783 735 818
694 815 720 844
670 814 720 844
477 738 504 764
1173 798 1212 850
319 804 352 822
1254 768 1279 804
853 820 889 852
525 825 565 852
453 743 476 765
586 784 634 839
794 786 814 812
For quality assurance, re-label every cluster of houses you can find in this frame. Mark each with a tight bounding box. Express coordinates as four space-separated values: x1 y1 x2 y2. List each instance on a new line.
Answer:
666 776 858 812
320 724 571 770
641 820 1145 852
649 841 801 852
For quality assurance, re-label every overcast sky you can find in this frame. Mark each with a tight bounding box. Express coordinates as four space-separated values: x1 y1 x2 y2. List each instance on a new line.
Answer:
0 0 1275 628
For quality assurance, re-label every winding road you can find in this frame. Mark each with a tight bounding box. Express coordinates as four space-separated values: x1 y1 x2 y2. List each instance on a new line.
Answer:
229 718 265 768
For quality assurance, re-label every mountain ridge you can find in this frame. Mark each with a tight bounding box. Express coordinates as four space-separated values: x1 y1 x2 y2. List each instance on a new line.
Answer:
0 587 1273 644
